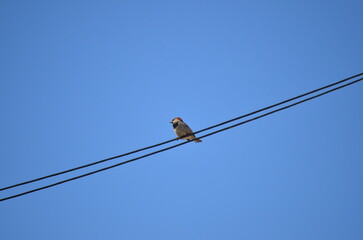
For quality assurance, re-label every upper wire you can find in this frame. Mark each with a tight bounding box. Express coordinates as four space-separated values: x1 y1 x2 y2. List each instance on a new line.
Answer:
1 73 362 192
1 76 362 202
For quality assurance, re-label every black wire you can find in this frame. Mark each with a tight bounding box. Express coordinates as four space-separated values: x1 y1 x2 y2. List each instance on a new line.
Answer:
1 77 361 202
0 73 362 192
193 72 363 135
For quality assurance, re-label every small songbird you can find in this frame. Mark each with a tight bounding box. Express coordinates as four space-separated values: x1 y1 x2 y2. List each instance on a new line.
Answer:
170 117 202 143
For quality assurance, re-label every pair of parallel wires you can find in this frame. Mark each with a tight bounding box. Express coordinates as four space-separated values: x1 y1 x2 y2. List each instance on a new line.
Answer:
1 73 362 202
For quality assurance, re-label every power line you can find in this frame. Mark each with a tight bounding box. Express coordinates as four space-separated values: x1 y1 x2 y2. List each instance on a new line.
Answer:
1 76 362 202
193 72 363 135
0 73 362 192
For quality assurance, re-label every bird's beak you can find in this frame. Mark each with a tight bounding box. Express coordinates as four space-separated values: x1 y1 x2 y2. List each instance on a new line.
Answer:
169 121 173 123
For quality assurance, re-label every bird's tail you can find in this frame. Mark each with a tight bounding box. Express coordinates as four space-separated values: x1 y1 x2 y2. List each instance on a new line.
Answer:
193 136 202 143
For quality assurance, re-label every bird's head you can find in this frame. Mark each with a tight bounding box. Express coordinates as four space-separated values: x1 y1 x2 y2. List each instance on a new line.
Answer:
170 117 183 124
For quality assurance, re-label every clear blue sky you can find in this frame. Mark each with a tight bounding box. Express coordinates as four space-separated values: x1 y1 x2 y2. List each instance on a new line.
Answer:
1 1 362 239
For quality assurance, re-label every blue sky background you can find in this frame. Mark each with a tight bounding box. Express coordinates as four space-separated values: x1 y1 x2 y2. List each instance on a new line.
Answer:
1 1 362 239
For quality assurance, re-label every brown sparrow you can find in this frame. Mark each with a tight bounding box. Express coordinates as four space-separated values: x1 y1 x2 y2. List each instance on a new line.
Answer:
170 117 202 143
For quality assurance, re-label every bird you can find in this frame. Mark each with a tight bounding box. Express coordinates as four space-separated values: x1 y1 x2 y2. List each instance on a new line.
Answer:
170 117 202 143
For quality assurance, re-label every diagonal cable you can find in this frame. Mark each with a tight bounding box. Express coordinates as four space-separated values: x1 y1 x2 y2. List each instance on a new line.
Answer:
1 76 361 202
0 73 362 192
